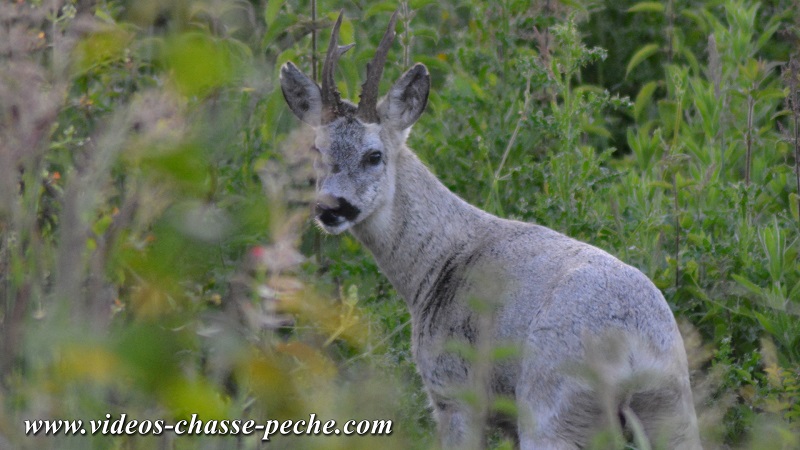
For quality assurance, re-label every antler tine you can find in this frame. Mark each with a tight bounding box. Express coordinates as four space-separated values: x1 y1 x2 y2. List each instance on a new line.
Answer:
356 10 399 123
321 10 355 123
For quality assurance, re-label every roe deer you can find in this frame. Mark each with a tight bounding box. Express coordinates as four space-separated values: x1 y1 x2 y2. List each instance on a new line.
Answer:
279 11 702 450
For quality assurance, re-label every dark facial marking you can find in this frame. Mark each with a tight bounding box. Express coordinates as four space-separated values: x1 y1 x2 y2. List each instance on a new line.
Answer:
333 197 360 221
316 196 361 226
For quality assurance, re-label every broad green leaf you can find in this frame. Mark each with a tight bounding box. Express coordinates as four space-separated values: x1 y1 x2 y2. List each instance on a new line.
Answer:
262 13 296 47
164 378 230 421
165 33 236 96
756 22 782 52
634 81 658 122
574 84 606 95
73 28 133 74
679 47 700 76
771 110 793 121
626 44 659 78
264 0 283 26
680 10 707 32
583 122 612 139
740 59 761 82
414 54 452 76
323 12 355 46
275 48 298 67
755 87 787 102
364 1 399 19
139 144 208 191
413 25 440 45
627 2 665 13
790 193 800 222
492 397 518 417
94 7 117 24
491 345 520 361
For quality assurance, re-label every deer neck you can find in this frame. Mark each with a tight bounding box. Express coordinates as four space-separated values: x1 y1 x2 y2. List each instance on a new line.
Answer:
350 147 492 310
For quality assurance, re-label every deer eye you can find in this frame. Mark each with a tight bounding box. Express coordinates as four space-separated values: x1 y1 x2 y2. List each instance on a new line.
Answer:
365 150 382 166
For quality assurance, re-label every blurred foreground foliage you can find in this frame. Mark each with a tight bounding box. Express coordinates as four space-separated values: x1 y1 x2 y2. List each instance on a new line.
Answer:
0 0 799 449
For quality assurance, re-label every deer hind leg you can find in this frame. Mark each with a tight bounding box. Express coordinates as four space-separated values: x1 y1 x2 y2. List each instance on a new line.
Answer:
516 369 614 450
432 400 476 449
516 370 702 450
625 379 702 450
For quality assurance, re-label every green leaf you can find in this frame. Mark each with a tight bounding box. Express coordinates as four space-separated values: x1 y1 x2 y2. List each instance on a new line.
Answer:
364 2 400 19
275 48 298 67
754 311 779 337
755 87 787 102
491 397 518 416
771 110 793 121
733 274 766 299
414 54 452 77
164 378 230 421
335 14 355 46
135 142 209 200
412 25 440 45
788 278 800 303
491 345 520 361
648 180 674 190
755 22 782 53
165 33 239 96
634 81 658 122
559 0 588 11
73 28 133 74
262 12 296 47
583 122 612 139
264 0 283 26
790 193 800 222
626 44 659 78
678 47 700 75
318 13 355 47
740 58 765 84
680 10 707 32
410 0 437 9
627 2 665 13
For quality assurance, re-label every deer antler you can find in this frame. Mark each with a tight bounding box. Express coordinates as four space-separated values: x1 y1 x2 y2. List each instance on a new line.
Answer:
356 10 399 123
321 11 355 124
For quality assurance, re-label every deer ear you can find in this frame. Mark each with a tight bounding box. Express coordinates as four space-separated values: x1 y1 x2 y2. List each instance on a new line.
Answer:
280 62 322 126
379 63 429 130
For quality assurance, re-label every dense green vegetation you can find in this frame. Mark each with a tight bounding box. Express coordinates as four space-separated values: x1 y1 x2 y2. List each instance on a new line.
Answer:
1 0 799 448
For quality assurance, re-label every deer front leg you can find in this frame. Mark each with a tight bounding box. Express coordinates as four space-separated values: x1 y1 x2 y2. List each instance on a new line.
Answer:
433 401 474 449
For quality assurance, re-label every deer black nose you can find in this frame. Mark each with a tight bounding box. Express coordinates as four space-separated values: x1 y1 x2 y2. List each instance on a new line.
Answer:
315 197 361 225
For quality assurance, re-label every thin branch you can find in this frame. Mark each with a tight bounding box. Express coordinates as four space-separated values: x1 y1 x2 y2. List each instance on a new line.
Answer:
791 57 800 218
311 0 317 82
402 1 410 68
745 88 755 186
493 75 533 182
674 174 680 288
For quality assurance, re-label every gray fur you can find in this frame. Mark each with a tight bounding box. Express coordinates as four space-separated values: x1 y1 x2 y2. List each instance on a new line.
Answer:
280 60 702 449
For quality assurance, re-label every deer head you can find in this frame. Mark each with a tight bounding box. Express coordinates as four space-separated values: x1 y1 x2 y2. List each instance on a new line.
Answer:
279 11 430 234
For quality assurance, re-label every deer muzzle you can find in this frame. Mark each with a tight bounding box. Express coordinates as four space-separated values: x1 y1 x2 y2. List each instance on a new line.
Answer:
315 196 361 228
